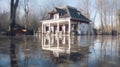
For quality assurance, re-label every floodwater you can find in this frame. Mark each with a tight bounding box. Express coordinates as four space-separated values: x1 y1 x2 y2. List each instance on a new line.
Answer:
0 35 120 67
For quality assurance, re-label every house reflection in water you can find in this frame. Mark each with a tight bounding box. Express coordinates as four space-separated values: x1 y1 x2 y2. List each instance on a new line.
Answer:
42 35 71 57
41 35 93 63
0 36 120 67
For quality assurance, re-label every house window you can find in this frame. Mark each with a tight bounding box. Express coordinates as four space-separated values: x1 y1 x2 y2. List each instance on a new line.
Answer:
46 26 49 31
54 13 59 19
60 26 62 31
50 14 53 19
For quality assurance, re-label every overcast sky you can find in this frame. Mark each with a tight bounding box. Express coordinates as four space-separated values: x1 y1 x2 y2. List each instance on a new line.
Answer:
0 0 99 28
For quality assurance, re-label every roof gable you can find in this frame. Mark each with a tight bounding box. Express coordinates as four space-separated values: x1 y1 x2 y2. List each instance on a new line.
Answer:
55 8 67 16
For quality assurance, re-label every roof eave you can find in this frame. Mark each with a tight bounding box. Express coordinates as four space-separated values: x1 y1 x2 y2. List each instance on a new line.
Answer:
71 18 90 23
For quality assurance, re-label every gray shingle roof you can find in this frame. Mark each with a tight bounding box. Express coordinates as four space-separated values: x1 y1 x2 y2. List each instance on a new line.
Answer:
55 8 67 16
54 6 91 22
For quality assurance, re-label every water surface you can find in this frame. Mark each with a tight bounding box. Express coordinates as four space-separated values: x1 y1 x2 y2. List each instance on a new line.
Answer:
0 35 120 67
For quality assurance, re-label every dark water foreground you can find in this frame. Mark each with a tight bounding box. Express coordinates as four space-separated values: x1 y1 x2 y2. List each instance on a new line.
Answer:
0 35 120 67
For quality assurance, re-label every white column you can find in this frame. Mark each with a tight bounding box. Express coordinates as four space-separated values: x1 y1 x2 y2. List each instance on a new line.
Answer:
62 25 66 34
42 35 44 47
51 36 54 44
64 25 66 34
44 24 46 33
42 23 43 33
68 20 71 34
57 22 59 34
49 23 50 33
57 36 59 49
48 36 50 48
62 36 65 44
52 26 54 34
68 36 71 50
50 26 53 33
43 36 46 47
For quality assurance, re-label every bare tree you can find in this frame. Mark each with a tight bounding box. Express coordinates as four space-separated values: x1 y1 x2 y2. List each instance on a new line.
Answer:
78 0 97 35
117 9 120 34
10 0 19 36
23 0 30 29
9 1 19 67
95 0 120 35
119 10 120 32
78 0 91 18
47 0 65 9
96 0 105 34
95 0 112 34
0 11 10 31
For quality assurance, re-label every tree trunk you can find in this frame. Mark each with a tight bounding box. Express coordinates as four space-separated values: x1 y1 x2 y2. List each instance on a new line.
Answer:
10 0 19 67
10 0 19 36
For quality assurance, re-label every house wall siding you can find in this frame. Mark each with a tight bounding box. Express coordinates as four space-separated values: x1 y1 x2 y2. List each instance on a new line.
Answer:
54 13 59 19
78 22 89 35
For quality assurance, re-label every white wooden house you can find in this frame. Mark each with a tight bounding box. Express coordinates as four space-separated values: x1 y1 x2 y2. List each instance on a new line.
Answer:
39 6 93 35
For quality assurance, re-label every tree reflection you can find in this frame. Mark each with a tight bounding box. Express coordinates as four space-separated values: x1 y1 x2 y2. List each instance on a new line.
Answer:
10 37 18 67
2 35 119 67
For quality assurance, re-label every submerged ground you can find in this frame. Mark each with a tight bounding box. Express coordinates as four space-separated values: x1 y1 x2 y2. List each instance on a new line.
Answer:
0 35 120 67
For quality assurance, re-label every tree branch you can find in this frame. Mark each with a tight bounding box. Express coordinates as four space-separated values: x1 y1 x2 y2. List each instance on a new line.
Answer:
10 0 14 19
14 0 19 11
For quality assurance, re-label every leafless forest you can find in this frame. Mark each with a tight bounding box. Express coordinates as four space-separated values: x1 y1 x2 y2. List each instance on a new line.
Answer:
0 0 120 35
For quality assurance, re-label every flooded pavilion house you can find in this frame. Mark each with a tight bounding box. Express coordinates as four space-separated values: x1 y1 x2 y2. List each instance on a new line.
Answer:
39 6 93 35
